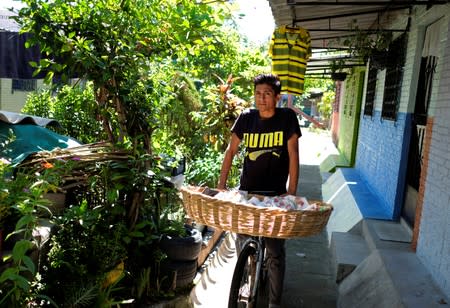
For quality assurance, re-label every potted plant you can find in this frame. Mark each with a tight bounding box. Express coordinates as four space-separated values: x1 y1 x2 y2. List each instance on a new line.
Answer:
329 58 348 81
341 20 393 64
329 19 393 70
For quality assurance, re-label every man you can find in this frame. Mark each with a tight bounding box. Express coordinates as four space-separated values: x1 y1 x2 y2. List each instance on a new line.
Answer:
217 73 301 308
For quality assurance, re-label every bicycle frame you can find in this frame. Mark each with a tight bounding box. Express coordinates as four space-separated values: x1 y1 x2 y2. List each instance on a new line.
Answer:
249 237 265 303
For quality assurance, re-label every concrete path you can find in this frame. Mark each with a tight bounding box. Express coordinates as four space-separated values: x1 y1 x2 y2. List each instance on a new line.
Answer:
282 167 337 307
281 129 338 308
190 128 338 308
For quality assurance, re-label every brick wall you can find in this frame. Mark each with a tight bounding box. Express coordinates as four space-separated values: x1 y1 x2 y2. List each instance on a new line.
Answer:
356 111 408 218
412 116 434 251
413 10 450 300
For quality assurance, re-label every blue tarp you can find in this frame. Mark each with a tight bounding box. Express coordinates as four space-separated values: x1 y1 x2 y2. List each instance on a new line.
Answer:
0 114 81 165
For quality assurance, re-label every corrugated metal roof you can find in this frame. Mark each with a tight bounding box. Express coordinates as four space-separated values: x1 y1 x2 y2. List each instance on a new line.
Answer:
0 110 59 127
267 0 447 77
0 10 19 32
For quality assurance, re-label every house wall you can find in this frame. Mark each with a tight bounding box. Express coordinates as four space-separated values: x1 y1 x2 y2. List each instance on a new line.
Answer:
337 68 365 166
0 78 45 112
414 8 450 299
355 4 450 298
356 111 408 218
355 10 414 219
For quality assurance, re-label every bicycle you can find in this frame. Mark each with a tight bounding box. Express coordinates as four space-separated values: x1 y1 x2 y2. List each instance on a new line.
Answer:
228 235 269 308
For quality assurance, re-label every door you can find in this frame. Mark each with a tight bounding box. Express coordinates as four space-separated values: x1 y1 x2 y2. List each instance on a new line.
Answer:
402 22 439 227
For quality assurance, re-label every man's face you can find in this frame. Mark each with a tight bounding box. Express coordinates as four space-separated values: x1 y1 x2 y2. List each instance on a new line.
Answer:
254 84 280 115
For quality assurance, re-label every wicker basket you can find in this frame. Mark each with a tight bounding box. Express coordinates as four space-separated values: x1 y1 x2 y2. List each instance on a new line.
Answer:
180 186 333 239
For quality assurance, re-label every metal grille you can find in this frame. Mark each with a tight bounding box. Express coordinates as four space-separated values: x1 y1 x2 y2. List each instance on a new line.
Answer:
381 34 407 120
381 66 403 120
364 67 377 116
11 79 37 92
343 75 357 117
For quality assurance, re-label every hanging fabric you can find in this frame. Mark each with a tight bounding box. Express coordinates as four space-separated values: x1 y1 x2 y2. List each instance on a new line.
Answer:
269 25 311 96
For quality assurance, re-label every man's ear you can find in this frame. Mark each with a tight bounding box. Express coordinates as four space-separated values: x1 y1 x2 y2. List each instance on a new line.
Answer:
275 94 281 102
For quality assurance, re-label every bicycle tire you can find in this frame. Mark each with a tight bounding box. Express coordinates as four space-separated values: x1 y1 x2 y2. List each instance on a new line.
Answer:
228 243 259 308
256 260 269 306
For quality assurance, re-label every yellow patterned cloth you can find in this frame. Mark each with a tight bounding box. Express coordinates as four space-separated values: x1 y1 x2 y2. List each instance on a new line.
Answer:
269 25 311 95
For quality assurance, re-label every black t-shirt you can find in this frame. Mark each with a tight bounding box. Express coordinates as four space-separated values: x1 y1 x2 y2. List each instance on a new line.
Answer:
232 108 301 195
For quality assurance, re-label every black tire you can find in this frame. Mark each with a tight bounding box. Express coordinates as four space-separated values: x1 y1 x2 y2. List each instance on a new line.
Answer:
160 259 198 289
256 262 269 306
228 244 259 308
160 225 202 261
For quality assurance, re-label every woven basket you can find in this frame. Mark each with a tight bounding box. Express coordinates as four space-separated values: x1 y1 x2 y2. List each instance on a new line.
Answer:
180 186 333 239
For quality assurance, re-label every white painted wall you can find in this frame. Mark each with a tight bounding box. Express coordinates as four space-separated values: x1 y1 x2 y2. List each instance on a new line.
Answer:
411 5 450 300
0 78 46 112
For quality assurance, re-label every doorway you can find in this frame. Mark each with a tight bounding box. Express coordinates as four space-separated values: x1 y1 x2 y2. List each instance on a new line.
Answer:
402 22 440 227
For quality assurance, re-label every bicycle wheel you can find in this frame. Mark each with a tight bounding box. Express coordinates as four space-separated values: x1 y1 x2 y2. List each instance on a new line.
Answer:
228 243 259 308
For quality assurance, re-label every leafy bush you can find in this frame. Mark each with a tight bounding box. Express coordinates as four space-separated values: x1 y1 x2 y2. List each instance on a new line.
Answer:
22 83 104 144
42 201 128 305
9 0 274 305
185 146 242 189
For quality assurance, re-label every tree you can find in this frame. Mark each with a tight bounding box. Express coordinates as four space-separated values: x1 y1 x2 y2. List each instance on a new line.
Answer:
16 0 231 152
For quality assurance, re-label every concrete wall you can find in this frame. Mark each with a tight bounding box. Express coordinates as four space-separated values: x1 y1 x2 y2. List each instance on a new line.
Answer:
0 78 45 112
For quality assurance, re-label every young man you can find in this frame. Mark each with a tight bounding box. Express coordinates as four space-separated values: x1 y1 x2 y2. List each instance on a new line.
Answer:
218 73 301 308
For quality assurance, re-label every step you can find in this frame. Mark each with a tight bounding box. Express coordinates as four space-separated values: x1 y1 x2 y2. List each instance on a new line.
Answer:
337 248 449 308
361 219 412 252
330 231 370 283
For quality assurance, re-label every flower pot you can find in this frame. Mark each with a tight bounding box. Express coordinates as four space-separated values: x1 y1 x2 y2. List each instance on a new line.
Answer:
331 72 347 81
160 224 202 262
160 259 198 289
43 193 66 216
370 50 389 69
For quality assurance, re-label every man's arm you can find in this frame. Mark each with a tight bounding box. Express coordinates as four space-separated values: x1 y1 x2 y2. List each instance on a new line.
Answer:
286 133 300 195
217 133 241 189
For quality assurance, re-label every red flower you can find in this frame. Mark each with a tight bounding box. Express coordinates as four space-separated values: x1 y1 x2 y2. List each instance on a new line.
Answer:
43 162 54 169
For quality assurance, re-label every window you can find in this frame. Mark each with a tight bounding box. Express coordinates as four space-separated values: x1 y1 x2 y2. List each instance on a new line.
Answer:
11 79 37 92
364 67 377 116
381 34 407 120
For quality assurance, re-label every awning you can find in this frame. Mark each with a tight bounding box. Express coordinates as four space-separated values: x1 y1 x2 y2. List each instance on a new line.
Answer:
267 0 447 77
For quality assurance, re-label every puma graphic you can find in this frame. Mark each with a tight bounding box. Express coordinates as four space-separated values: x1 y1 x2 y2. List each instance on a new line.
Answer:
243 131 284 148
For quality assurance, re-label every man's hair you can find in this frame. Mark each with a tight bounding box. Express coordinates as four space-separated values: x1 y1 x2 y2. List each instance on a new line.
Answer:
253 73 282 95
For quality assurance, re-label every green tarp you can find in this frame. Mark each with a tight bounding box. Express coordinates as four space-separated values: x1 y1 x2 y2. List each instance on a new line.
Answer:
0 122 81 165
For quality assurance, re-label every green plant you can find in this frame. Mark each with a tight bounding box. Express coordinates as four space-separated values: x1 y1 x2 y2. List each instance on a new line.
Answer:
185 146 241 188
0 157 34 235
329 58 347 74
22 82 105 144
41 200 128 305
317 91 335 121
340 19 393 62
0 159 13 230
9 0 274 304
0 167 60 306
